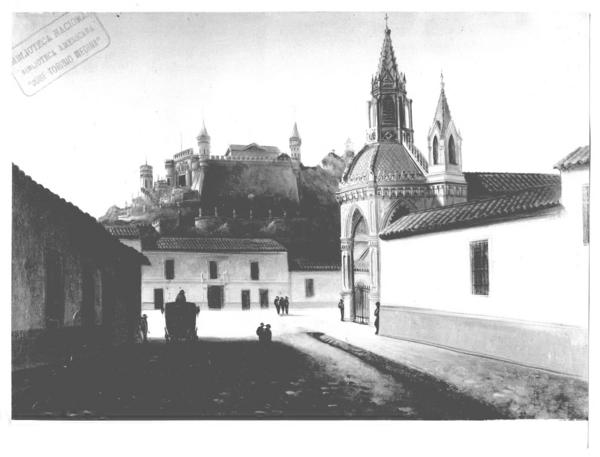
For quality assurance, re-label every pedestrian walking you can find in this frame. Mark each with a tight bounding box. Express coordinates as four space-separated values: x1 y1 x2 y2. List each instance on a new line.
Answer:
264 324 272 342
338 297 344 321
140 314 149 343
284 296 290 315
374 302 380 335
274 296 281 315
176 289 187 303
256 322 265 342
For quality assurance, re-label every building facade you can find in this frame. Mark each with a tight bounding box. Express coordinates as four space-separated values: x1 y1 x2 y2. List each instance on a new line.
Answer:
12 165 149 370
139 237 290 311
378 146 589 377
337 20 589 378
337 23 467 325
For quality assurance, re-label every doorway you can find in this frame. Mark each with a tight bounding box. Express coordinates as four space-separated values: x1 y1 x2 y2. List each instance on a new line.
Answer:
259 289 269 309
208 285 224 309
353 283 370 324
241 290 250 310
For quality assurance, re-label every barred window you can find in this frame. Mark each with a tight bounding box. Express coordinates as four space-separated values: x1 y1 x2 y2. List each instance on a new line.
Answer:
165 259 175 280
305 278 314 298
583 184 590 245
470 240 489 295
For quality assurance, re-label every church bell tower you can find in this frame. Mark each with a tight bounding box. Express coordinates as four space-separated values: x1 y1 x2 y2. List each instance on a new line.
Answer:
367 20 414 146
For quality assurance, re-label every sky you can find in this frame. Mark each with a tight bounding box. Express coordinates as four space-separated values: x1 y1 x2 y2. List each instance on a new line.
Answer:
9 12 589 217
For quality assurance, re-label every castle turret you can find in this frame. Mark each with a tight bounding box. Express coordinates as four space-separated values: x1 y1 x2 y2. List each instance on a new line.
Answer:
140 163 153 191
289 122 301 163
165 159 175 186
197 121 211 160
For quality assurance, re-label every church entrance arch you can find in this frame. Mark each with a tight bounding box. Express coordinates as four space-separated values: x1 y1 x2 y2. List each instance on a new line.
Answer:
349 207 371 324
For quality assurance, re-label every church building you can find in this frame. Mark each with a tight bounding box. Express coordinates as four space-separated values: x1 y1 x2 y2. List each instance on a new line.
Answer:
338 23 589 377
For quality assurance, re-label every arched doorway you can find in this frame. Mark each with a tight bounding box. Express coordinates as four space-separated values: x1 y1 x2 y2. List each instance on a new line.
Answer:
350 209 371 324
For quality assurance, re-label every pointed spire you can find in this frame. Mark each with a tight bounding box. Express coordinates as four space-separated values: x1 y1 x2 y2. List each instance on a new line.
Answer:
375 18 400 81
434 74 452 132
199 120 208 137
290 121 300 139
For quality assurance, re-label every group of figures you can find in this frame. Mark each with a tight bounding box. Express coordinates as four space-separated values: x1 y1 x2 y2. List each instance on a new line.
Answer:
274 296 289 315
255 322 272 343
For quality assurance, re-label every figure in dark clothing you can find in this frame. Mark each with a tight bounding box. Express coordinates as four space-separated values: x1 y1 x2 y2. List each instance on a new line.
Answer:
264 324 272 342
176 290 186 303
256 323 265 342
140 314 148 342
274 296 281 315
374 302 380 335
338 298 345 321
284 296 290 315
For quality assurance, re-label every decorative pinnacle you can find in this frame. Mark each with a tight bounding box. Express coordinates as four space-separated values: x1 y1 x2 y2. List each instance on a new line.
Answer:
440 71 445 91
384 13 389 30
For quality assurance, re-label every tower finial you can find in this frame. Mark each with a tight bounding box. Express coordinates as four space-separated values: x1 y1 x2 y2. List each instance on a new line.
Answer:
384 13 389 30
440 71 445 90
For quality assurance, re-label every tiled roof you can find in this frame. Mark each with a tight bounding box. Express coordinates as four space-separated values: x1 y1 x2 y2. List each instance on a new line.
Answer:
289 258 340 271
342 142 424 183
150 237 287 253
13 164 149 265
554 145 590 171
464 172 560 199
226 144 281 155
105 225 141 239
380 184 561 240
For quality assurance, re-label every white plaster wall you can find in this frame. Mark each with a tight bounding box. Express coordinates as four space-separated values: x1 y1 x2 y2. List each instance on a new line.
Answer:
141 250 289 310
380 208 588 328
289 270 341 305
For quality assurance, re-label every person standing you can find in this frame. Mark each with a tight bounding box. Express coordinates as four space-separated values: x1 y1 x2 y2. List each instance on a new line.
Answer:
338 297 344 321
374 302 380 335
274 296 281 315
256 322 265 342
284 296 290 315
140 314 149 343
264 324 272 342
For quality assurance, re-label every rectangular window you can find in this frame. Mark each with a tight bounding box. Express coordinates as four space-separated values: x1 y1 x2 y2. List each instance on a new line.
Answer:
583 184 590 246
250 262 259 280
154 288 164 310
165 259 175 280
209 261 218 279
470 240 489 296
45 249 64 328
305 278 314 298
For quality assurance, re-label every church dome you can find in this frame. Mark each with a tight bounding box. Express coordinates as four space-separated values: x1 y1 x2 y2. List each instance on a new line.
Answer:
341 142 425 185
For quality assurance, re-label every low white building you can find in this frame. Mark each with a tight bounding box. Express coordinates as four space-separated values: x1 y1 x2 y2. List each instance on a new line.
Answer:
139 237 289 311
289 259 342 308
378 146 590 378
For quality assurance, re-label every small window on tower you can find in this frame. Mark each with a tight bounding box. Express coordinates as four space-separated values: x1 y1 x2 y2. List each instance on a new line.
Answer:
209 261 218 279
433 136 439 164
448 135 457 165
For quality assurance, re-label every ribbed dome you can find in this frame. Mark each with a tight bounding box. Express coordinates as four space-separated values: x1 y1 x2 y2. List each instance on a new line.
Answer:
342 142 425 184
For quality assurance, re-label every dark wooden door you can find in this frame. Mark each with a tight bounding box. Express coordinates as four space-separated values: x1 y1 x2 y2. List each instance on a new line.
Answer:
241 290 250 310
259 289 269 309
154 288 164 310
208 285 224 309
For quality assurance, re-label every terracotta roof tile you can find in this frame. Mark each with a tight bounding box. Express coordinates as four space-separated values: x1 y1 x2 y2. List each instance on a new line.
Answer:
554 145 590 171
150 237 286 253
464 172 560 199
380 184 561 240
289 258 340 271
